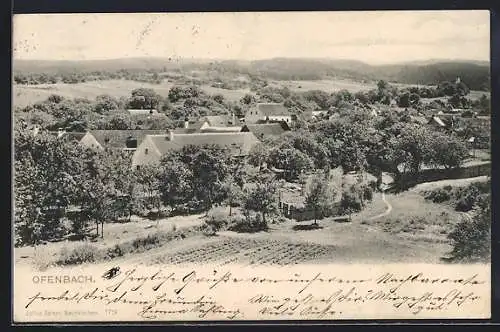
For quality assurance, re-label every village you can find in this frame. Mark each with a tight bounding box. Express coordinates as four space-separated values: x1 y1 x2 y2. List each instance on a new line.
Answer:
14 67 491 270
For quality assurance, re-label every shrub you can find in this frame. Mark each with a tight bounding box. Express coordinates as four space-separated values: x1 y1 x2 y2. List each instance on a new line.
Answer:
340 190 362 214
106 244 125 259
292 223 323 231
447 196 490 262
362 185 374 201
423 181 490 210
229 211 268 233
33 248 55 271
70 216 88 237
202 207 230 236
57 243 100 265
132 233 162 251
425 188 452 203
455 194 478 212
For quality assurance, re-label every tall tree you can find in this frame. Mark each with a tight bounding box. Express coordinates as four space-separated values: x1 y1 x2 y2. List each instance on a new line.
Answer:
305 174 336 225
128 88 161 110
428 132 469 170
248 143 270 171
243 174 279 225
268 147 313 181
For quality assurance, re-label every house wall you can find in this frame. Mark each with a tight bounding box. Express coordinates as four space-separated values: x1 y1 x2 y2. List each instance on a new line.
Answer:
244 109 264 124
278 201 342 222
244 111 292 124
131 138 163 168
80 133 103 150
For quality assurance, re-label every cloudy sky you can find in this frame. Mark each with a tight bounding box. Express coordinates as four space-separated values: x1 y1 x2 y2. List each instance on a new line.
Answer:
13 11 490 64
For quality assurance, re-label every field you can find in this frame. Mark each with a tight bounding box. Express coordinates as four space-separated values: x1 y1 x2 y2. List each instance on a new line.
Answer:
13 78 375 108
12 79 252 108
266 79 376 93
13 77 490 110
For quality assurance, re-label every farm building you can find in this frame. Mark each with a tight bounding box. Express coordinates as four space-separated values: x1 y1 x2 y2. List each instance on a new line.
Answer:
181 114 241 132
240 122 291 139
244 103 292 124
132 132 260 168
90 130 168 150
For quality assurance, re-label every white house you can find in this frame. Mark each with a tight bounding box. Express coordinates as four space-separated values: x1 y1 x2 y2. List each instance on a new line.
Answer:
132 131 260 168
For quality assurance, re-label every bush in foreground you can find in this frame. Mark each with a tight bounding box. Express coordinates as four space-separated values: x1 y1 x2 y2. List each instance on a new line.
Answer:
446 195 490 262
202 207 231 236
57 243 100 265
229 211 268 233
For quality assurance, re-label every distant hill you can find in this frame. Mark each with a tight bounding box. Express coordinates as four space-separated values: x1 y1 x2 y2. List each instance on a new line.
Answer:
374 62 490 90
13 57 491 91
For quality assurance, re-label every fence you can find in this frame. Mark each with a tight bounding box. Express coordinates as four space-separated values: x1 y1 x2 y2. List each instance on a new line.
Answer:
399 162 491 187
278 201 341 222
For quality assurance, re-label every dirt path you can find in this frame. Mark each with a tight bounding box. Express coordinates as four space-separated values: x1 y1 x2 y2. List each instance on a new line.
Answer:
367 191 393 221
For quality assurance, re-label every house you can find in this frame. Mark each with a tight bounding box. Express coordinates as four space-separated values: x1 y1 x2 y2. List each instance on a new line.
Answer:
198 115 242 132
90 130 168 150
127 109 159 116
49 129 103 150
240 122 291 140
181 114 241 132
245 103 292 124
132 132 260 168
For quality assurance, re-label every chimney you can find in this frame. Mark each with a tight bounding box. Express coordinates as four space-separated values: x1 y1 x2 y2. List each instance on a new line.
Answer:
57 128 65 138
169 130 174 141
184 117 189 129
232 112 236 125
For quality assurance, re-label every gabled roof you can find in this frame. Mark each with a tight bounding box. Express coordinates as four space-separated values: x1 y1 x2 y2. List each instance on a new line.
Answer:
146 132 260 156
254 103 291 117
48 131 87 142
172 128 200 134
200 126 242 133
90 130 167 149
429 116 446 127
240 122 290 138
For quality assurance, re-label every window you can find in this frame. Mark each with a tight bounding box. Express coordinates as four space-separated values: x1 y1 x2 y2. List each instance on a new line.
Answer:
145 148 149 155
136 165 140 170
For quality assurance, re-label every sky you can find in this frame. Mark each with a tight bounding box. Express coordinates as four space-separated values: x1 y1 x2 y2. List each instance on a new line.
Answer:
13 11 490 64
